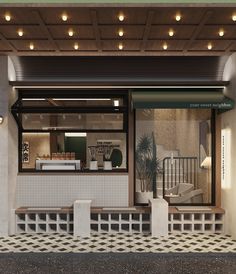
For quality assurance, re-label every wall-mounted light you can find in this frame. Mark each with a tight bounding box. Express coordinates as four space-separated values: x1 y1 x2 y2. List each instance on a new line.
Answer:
0 115 3 125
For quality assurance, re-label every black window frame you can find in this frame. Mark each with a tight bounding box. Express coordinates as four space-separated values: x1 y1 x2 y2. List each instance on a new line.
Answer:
12 89 129 173
134 108 216 207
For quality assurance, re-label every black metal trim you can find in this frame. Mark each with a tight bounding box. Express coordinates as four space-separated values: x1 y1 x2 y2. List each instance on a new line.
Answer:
14 90 129 173
134 108 216 207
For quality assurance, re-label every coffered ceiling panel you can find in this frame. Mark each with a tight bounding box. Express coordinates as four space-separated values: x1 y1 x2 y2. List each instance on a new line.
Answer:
0 26 47 39
100 26 144 40
205 8 236 24
146 40 186 51
0 6 236 56
197 25 236 39
39 8 92 25
58 40 97 51
48 26 94 39
149 25 194 39
189 40 231 51
152 8 206 25
12 40 55 51
0 41 11 51
0 8 38 24
96 8 149 25
102 40 141 51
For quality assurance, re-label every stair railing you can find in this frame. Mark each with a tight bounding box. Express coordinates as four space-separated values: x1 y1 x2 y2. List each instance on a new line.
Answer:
163 157 198 194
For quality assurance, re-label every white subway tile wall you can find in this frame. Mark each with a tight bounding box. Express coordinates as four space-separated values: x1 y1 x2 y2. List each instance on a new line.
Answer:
16 175 129 207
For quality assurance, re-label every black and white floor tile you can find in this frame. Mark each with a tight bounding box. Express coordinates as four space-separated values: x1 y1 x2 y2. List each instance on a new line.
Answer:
0 234 236 253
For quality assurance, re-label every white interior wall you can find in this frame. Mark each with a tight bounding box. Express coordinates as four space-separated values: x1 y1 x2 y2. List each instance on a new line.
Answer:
222 53 236 239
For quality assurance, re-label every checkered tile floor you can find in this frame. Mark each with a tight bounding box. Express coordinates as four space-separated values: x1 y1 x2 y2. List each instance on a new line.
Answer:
0 234 236 253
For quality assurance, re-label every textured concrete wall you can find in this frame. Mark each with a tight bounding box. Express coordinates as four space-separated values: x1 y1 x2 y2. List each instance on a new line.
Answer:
0 56 9 236
0 56 18 236
222 53 236 239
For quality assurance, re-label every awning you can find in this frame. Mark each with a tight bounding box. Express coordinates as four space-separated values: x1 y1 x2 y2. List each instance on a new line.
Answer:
131 89 234 111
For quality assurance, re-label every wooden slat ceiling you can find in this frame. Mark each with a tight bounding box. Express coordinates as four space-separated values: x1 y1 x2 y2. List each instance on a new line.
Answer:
1 7 236 56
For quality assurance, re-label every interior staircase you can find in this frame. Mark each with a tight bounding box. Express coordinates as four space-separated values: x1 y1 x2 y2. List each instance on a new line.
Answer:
156 144 197 196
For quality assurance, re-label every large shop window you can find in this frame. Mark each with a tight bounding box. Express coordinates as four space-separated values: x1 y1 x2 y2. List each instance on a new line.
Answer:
135 109 214 205
12 91 128 172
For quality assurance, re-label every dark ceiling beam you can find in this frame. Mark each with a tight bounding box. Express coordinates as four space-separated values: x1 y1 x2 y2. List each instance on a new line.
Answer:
183 10 213 53
4 50 229 57
9 81 230 87
225 40 236 53
91 10 101 52
0 32 17 53
2 23 236 27
32 10 59 53
140 10 155 52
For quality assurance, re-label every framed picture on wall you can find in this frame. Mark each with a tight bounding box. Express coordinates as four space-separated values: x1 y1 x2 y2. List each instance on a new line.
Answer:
22 141 30 163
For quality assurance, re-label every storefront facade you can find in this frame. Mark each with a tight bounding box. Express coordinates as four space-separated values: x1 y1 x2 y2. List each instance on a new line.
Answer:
0 3 236 238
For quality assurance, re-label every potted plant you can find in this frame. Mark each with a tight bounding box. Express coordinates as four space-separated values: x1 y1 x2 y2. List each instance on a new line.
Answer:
136 132 162 203
88 146 98 170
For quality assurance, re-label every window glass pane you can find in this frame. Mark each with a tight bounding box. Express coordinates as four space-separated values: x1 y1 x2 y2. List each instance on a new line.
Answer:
22 113 124 130
22 132 127 171
135 109 212 205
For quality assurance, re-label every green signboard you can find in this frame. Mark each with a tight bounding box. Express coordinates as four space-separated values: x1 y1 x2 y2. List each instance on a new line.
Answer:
1 0 236 4
132 90 234 110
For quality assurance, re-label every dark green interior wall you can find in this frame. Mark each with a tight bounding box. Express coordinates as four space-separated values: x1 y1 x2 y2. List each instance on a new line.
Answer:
64 137 86 163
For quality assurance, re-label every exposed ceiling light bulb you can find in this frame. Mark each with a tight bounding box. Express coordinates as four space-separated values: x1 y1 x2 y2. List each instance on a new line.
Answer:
175 14 181 21
118 43 124 50
114 100 120 107
18 29 24 37
5 13 11 21
163 43 168 50
207 43 212 50
62 13 68 22
118 13 125 22
219 29 224 37
232 14 236 21
29 43 34 50
74 43 79 50
118 29 124 37
68 29 74 37
168 29 174 37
